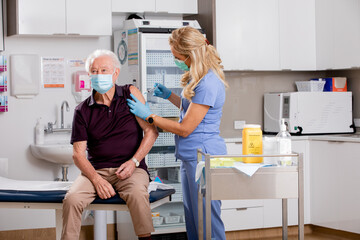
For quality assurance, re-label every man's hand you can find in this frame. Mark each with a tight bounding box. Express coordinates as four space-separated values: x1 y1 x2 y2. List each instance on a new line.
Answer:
116 160 136 180
92 176 116 199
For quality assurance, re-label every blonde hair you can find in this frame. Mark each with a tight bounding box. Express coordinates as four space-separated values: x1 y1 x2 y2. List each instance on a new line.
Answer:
169 26 228 101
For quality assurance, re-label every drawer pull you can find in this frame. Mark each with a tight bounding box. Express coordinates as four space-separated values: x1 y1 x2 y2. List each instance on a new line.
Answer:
236 207 248 211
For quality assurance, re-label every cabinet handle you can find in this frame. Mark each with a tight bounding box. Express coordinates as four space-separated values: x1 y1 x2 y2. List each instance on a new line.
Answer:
67 33 80 35
327 140 344 143
281 69 292 71
236 207 248 211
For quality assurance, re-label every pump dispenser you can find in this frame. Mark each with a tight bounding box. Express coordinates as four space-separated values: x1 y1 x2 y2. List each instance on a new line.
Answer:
276 119 292 166
35 118 44 145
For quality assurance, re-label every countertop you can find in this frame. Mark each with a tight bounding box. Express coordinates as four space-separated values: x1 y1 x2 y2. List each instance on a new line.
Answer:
224 133 360 143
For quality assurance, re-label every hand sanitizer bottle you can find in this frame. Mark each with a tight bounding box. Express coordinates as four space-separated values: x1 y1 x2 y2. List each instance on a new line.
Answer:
276 119 292 166
35 118 44 145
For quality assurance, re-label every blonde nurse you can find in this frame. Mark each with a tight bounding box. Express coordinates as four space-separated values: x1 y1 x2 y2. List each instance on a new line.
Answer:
127 26 228 240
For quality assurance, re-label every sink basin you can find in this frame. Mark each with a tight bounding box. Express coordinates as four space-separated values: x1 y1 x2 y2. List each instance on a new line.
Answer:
30 143 74 165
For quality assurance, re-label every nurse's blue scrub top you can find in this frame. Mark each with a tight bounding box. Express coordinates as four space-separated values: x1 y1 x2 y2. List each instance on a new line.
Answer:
175 69 227 161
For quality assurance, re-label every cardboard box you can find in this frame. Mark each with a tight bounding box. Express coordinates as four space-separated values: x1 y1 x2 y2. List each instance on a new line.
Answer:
311 77 347 92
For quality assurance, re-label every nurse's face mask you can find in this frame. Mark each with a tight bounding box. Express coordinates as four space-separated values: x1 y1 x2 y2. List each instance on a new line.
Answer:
174 56 190 71
90 67 115 94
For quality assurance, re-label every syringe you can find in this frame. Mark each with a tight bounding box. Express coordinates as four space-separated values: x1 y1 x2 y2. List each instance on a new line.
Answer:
144 86 157 94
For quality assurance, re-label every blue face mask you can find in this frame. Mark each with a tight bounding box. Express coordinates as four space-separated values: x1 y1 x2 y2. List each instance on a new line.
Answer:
174 57 190 71
90 74 114 94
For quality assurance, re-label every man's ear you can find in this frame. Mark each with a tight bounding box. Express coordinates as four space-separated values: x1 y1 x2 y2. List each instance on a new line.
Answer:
113 68 120 83
114 68 120 77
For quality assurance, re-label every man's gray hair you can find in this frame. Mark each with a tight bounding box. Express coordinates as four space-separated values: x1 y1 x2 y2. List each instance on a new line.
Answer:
85 49 121 73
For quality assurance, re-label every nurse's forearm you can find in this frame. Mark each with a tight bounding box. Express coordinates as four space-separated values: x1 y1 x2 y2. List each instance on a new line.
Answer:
147 114 190 137
167 93 181 109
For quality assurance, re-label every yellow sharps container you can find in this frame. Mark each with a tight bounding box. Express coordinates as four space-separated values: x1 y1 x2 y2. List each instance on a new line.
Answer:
242 124 263 163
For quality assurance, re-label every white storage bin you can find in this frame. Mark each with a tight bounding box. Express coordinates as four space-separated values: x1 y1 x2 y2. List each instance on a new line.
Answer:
165 74 181 88
164 213 181 224
147 154 164 167
148 169 158 180
155 132 175 146
164 153 180 167
296 81 325 92
168 168 181 182
152 216 163 227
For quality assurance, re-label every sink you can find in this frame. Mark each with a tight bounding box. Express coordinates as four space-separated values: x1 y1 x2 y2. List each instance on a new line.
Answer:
30 143 74 165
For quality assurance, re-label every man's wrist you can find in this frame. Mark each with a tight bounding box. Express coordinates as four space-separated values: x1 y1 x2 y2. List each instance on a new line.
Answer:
131 157 140 167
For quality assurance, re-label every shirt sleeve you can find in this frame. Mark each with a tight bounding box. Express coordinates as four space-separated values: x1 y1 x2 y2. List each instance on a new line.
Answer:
191 75 218 107
70 107 88 144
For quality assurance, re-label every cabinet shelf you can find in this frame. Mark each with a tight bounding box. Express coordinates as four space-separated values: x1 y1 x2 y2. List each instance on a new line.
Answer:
153 223 186 235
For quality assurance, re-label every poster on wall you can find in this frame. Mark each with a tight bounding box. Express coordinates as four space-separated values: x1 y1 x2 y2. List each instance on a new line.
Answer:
0 95 8 112
127 29 138 65
41 57 65 88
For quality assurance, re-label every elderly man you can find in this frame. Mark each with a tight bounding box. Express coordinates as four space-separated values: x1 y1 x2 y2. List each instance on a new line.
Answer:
61 49 158 240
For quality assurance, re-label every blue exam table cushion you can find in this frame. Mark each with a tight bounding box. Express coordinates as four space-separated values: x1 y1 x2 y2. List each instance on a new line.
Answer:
0 189 175 204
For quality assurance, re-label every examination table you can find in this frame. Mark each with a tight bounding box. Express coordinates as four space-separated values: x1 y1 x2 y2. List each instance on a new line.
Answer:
0 176 175 240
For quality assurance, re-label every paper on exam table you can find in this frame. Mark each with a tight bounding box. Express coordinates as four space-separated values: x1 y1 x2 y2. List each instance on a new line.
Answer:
148 181 175 193
0 176 72 191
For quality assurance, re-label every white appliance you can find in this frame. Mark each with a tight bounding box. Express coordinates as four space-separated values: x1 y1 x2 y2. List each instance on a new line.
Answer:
114 19 201 239
114 19 202 117
264 92 354 135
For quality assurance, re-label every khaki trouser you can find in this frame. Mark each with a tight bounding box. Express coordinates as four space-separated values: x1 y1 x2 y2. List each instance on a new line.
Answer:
61 168 154 240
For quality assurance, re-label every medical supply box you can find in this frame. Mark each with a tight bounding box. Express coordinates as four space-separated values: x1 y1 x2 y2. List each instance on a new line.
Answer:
311 77 347 92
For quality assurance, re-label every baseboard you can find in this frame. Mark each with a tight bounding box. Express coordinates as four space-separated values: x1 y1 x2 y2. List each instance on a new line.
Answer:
0 224 117 240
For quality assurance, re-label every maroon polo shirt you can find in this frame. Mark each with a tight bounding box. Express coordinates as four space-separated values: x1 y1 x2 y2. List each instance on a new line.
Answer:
71 84 148 172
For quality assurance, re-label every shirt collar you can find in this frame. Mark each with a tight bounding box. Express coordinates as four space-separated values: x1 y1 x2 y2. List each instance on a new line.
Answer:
88 84 123 106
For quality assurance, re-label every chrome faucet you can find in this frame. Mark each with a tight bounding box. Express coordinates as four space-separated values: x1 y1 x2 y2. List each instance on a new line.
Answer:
61 101 70 129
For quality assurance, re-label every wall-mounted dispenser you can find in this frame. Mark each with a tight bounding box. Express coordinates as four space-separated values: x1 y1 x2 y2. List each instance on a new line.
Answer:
0 55 7 72
72 71 91 103
10 54 40 99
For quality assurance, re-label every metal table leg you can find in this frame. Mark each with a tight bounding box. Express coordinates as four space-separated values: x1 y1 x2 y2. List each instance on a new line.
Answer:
198 184 203 239
282 198 288 240
205 153 212 240
298 153 304 240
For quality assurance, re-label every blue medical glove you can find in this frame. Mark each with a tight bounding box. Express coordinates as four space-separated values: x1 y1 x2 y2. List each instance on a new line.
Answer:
127 93 152 120
153 83 172 99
